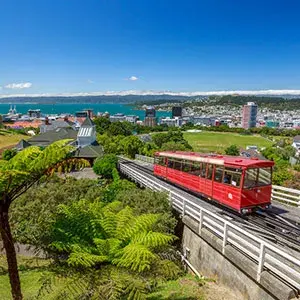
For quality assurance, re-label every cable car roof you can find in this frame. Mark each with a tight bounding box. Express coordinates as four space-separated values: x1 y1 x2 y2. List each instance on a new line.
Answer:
155 151 274 168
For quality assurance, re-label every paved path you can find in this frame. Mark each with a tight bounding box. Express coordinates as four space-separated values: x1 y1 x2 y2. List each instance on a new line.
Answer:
63 168 99 180
0 243 46 258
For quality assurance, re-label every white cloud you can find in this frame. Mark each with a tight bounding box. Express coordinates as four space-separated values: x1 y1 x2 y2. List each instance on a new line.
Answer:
2 89 300 98
5 82 32 89
128 76 138 81
87 79 94 84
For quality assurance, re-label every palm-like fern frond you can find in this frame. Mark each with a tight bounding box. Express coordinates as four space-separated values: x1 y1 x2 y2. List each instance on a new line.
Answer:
50 199 176 276
67 252 109 267
36 265 153 300
132 231 175 248
112 243 157 272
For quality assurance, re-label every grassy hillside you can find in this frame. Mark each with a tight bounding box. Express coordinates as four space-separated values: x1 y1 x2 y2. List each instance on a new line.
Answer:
0 129 28 151
184 131 273 153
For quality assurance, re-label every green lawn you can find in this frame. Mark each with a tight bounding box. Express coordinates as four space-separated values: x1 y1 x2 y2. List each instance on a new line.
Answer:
184 131 273 153
0 256 207 300
0 129 28 151
147 274 206 300
0 256 66 300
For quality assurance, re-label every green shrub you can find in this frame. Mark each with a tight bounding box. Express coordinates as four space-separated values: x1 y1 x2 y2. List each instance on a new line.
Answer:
224 144 239 156
93 154 118 178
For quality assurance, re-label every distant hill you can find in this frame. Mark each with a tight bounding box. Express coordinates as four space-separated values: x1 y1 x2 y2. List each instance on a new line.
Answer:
0 95 192 104
1 94 300 110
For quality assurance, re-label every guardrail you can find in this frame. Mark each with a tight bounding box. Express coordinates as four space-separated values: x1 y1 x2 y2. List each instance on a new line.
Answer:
135 155 300 207
119 161 300 291
135 154 155 164
272 185 300 207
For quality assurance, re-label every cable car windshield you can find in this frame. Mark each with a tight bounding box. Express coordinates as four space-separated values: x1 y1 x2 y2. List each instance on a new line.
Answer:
244 167 272 189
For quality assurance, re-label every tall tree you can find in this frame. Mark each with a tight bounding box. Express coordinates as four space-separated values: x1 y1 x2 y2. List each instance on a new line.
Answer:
0 140 88 300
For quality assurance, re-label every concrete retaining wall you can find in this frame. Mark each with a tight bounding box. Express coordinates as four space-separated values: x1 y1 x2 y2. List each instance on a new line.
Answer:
182 216 297 300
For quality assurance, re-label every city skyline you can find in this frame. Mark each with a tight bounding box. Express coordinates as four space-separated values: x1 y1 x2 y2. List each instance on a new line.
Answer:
1 0 300 95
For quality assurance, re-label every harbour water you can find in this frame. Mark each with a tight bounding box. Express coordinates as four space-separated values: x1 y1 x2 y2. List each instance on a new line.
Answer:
0 103 171 120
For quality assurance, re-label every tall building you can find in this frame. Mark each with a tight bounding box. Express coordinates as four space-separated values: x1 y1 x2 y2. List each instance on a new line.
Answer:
144 116 157 127
145 106 156 118
242 102 257 129
172 106 182 118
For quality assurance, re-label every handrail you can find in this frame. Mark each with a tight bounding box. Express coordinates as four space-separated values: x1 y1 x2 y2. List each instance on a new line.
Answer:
119 160 300 291
272 185 300 207
135 154 155 164
135 154 300 207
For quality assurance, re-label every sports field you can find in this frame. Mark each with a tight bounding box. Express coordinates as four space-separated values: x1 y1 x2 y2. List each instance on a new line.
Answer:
183 131 273 153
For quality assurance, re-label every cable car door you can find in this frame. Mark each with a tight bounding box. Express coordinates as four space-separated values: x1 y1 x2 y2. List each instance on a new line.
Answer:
205 164 214 198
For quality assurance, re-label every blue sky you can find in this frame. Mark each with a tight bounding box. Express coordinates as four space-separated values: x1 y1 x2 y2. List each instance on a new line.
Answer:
1 0 300 95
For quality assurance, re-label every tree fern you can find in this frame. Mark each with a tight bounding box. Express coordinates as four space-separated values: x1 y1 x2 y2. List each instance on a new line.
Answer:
121 214 160 240
49 199 177 273
132 231 175 248
35 265 152 300
112 243 157 272
0 140 91 300
67 252 109 268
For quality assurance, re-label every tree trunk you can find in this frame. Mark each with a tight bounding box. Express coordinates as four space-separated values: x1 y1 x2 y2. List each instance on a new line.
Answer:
0 205 22 300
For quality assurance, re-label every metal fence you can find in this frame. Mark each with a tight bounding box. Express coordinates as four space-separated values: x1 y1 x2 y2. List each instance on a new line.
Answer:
119 162 300 291
135 154 155 164
272 185 300 207
135 155 300 207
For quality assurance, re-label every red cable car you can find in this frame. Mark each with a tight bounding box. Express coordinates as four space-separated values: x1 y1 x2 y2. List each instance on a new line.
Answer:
153 151 274 214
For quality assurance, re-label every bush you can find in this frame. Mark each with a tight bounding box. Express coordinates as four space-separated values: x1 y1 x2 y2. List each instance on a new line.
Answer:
115 189 177 234
93 154 118 178
2 148 17 160
224 144 239 156
272 169 293 185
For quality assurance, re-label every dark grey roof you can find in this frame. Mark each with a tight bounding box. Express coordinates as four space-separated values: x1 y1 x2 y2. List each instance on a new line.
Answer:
15 139 31 150
40 120 75 133
294 135 300 142
73 144 103 158
81 117 94 127
28 127 78 147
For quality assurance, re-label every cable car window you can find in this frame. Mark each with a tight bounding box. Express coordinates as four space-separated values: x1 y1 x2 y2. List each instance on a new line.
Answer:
244 168 258 189
257 167 272 186
189 161 201 175
200 163 207 178
224 167 242 188
173 159 182 171
167 159 174 169
155 156 165 166
206 164 213 180
182 160 191 172
214 166 224 183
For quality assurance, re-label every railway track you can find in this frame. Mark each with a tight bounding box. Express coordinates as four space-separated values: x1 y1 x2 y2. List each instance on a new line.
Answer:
119 158 300 252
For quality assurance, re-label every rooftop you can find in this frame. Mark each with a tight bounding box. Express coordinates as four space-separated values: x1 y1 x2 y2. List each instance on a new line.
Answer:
156 151 274 168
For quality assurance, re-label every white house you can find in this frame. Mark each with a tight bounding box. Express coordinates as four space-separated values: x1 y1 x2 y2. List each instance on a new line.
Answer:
292 135 300 156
